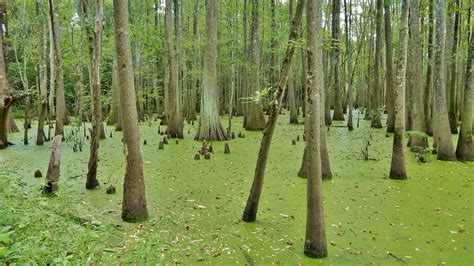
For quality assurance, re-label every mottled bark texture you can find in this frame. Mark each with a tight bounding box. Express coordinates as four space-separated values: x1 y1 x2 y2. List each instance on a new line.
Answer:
113 0 148 222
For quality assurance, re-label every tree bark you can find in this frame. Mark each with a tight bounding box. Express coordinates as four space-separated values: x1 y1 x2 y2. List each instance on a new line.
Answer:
113 0 148 222
424 0 435 136
448 0 460 134
433 0 456 161
384 0 395 133
195 0 227 141
86 0 103 190
407 0 427 148
371 0 383 128
165 0 183 138
331 0 344 121
244 0 266 131
390 0 409 180
242 0 305 223
455 28 473 161
43 135 62 194
304 0 328 258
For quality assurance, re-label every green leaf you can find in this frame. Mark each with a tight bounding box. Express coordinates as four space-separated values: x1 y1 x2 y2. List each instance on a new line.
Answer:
0 233 10 244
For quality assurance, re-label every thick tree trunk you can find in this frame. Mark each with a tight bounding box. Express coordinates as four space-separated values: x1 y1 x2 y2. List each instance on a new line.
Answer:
244 0 266 131
113 0 148 222
433 0 456 161
165 0 183 138
86 0 103 190
242 0 305 223
455 30 473 161
390 0 409 180
304 0 328 258
407 0 427 148
195 0 226 141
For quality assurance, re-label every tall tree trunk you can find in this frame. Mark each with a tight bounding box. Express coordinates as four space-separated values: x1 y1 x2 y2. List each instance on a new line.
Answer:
86 0 103 190
36 0 48 145
371 0 383 128
113 0 148 222
344 0 353 131
424 0 435 136
455 28 473 161
384 0 395 133
365 2 374 120
407 0 427 148
195 0 226 140
165 0 183 138
48 0 67 136
0 37 11 149
244 0 266 131
433 0 456 161
389 0 409 180
332 0 344 121
304 0 328 258
242 0 305 223
447 0 460 134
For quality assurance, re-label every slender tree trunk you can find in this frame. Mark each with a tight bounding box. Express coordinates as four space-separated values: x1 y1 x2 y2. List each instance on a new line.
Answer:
195 0 226 140
384 0 395 133
371 0 383 128
433 0 456 161
424 0 435 136
86 0 103 190
242 0 305 222
448 0 460 134
390 0 409 180
113 0 148 222
332 0 344 121
0 37 10 149
344 0 353 131
36 0 48 146
455 29 473 161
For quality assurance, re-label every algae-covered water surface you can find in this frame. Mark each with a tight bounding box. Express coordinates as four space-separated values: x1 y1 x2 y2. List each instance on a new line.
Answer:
0 114 472 265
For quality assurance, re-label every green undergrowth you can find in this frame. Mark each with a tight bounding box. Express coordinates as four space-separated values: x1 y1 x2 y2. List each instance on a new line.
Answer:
0 113 472 264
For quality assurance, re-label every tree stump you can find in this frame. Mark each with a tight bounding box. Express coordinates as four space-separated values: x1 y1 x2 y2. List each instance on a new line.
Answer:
106 185 116 194
175 139 179 144
143 140 147 145
43 135 62 194
209 144 214 153
34 169 42 178
194 153 200 160
297 135 300 141
204 153 211 160
231 132 236 139
159 140 164 149
292 139 296 145
224 141 230 154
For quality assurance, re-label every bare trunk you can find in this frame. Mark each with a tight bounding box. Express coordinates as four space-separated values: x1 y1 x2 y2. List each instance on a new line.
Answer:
195 0 226 141
389 0 409 180
433 0 456 161
86 0 103 190
244 0 266 131
113 0 148 222
242 0 305 222
332 0 344 121
384 0 395 133
304 0 328 258
424 0 434 136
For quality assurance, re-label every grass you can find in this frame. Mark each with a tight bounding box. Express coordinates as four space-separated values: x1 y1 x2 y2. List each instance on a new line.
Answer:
0 112 472 264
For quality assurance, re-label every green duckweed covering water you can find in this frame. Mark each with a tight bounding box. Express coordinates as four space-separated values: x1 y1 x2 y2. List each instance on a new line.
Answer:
0 114 472 265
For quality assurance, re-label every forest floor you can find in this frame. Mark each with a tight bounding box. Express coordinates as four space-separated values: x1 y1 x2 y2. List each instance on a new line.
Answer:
0 112 472 265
